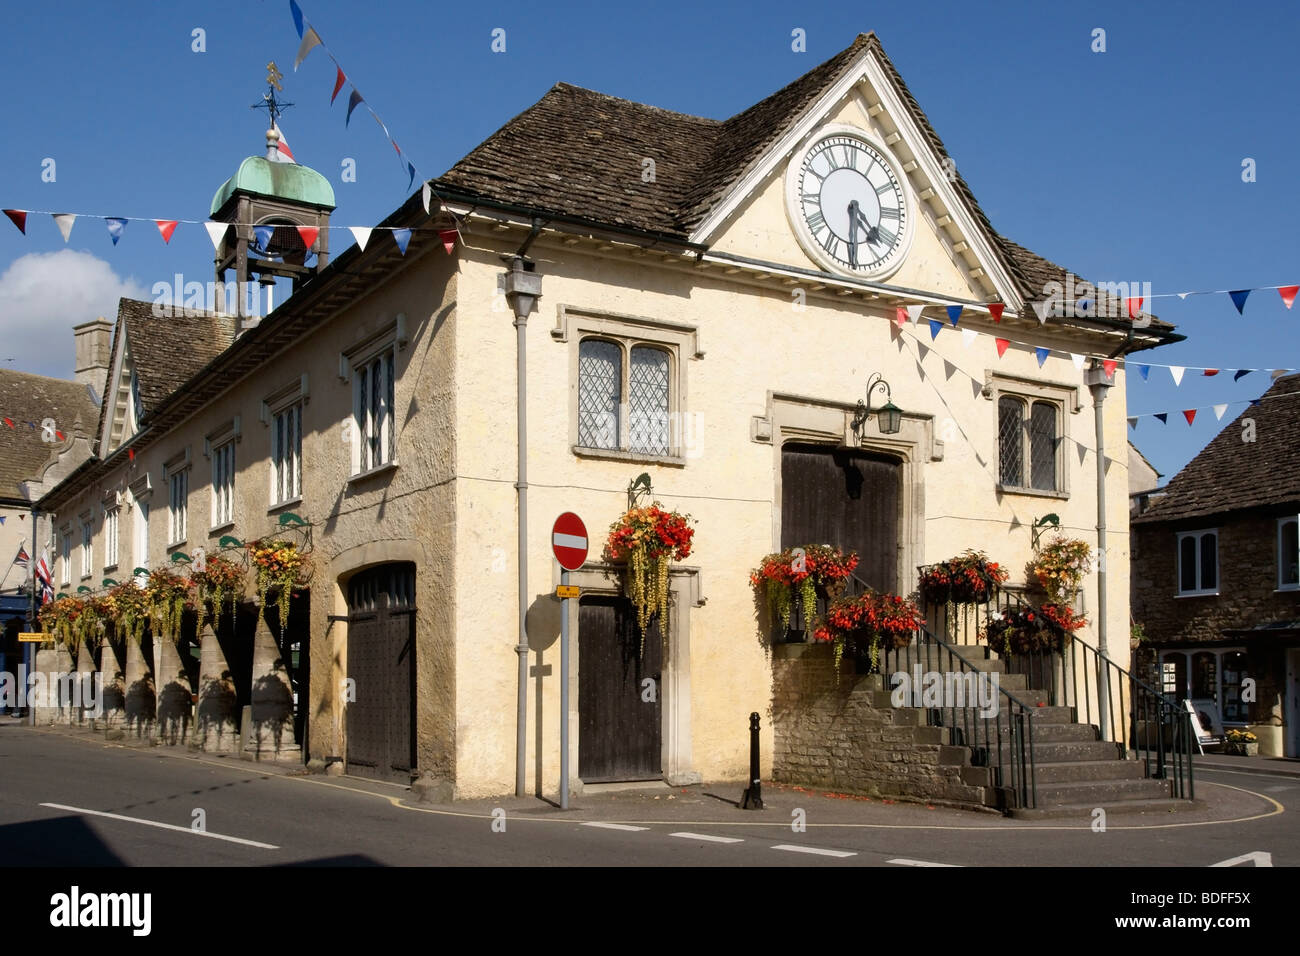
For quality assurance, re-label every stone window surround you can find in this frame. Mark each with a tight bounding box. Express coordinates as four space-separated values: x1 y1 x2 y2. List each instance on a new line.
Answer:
205 419 240 533
163 448 191 548
79 512 93 581
983 371 1080 500
128 473 152 573
1176 528 1219 597
553 561 705 790
751 390 937 595
102 489 121 572
261 374 308 508
59 525 71 586
340 332 399 479
552 304 704 465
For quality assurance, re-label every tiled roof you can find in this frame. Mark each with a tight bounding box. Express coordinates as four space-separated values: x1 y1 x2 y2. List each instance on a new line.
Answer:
93 299 236 454
1132 373 1300 524
432 32 1167 329
0 370 99 500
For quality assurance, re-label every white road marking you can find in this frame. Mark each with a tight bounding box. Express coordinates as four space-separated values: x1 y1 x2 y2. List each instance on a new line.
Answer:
670 832 744 844
40 803 279 849
888 858 961 867
581 822 648 832
771 844 856 858
1210 851 1272 867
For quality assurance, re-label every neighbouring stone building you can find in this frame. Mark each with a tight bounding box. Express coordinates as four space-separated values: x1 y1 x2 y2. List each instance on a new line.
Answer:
1131 373 1300 758
36 33 1180 801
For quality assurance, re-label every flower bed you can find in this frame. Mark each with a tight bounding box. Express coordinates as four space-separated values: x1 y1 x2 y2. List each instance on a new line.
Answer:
750 544 858 634
918 550 1008 606
813 590 922 672
981 603 1086 656
603 503 694 651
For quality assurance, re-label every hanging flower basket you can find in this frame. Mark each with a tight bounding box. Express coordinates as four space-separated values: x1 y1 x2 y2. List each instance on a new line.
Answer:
1027 536 1092 604
107 581 151 646
190 554 246 635
981 603 1086 656
146 567 194 646
813 590 922 673
603 502 694 652
750 544 858 637
918 550 1009 606
38 596 84 651
247 538 311 629
76 595 113 652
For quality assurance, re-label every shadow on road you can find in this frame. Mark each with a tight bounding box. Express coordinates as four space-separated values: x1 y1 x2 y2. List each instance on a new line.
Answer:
0 816 126 866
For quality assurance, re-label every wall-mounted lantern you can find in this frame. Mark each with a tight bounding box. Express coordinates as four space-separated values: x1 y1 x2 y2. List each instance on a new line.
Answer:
851 373 902 436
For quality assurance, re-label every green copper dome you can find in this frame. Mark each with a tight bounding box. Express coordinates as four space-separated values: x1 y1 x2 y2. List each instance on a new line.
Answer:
210 156 336 216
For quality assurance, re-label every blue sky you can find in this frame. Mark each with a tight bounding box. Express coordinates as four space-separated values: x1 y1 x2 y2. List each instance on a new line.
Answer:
0 0 1296 481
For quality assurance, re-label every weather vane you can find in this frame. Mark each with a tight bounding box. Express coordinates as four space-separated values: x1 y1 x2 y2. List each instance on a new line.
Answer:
252 61 293 128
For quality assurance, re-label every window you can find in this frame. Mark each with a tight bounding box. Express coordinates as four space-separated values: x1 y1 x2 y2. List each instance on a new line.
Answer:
353 347 395 474
104 504 119 569
1279 517 1299 590
80 518 93 579
168 468 189 544
211 440 235 527
1177 529 1218 595
134 501 149 574
578 338 673 456
998 396 1060 492
271 401 303 504
59 527 71 585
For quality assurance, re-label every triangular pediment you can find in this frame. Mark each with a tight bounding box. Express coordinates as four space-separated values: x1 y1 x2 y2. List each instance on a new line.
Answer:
691 37 1023 311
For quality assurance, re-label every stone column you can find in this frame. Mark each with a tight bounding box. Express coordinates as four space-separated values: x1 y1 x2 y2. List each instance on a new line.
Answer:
245 611 300 760
98 635 127 730
197 623 238 752
124 633 155 739
74 640 97 726
153 635 192 745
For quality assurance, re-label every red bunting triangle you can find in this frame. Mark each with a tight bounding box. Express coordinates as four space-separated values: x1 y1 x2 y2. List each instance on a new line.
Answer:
1183 409 1197 425
1280 286 1299 310
155 220 178 243
3 209 27 234
995 338 1010 358
297 226 319 249
438 229 458 255
1102 359 1117 379
1126 296 1143 319
988 303 1004 322
331 67 347 105
895 307 907 328
1203 368 1219 377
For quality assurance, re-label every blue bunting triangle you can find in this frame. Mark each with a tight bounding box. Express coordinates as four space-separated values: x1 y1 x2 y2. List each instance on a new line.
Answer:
1155 413 1168 424
254 225 274 251
1250 398 1262 407
290 0 305 37
1229 289 1250 314
1137 364 1150 381
105 218 126 245
406 162 417 191
1035 347 1050 367
392 228 412 255
946 305 962 326
928 319 942 339
1234 369 1253 382
346 89 365 127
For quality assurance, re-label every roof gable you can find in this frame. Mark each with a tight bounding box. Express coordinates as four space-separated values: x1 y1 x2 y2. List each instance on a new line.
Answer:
0 370 99 501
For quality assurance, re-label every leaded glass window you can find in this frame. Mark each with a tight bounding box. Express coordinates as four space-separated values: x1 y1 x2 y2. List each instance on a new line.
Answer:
1029 401 1058 491
998 397 1024 487
578 339 620 449
628 346 670 455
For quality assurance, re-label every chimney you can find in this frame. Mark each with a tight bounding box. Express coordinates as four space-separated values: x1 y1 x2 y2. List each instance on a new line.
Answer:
73 318 114 401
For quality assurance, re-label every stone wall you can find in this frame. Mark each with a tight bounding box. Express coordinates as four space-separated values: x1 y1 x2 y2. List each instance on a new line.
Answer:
771 643 993 809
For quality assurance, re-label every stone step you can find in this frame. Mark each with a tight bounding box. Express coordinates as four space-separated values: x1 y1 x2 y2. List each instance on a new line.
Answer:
996 739 1124 763
1008 796 1202 820
945 721 1096 750
1027 759 1148 783
1025 777 1179 807
886 647 1006 674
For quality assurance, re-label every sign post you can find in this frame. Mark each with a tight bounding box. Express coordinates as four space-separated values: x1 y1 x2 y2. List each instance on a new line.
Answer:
551 512 588 810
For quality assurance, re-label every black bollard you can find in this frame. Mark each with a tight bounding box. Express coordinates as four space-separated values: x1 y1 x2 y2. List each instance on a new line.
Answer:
740 712 764 810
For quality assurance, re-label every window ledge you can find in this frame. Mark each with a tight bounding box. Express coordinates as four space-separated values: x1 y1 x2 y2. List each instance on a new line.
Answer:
269 496 304 515
996 484 1068 500
166 540 187 552
1276 586 1300 594
103 564 119 574
208 521 236 537
348 461 399 487
572 446 686 468
79 574 92 582
1176 591 1219 598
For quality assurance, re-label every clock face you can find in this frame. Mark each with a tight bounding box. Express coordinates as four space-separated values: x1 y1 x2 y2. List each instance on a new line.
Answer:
793 132 909 275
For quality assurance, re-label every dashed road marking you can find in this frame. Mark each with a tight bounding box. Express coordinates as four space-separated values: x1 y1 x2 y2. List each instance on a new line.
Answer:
771 843 856 858
670 831 744 844
888 857 960 867
40 802 279 849
581 822 649 832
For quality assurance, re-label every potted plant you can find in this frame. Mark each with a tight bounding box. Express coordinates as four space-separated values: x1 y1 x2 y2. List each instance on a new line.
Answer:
981 603 1086 656
1225 729 1259 756
750 544 858 641
108 580 151 646
918 550 1009 606
603 502 694 654
813 589 922 674
146 567 193 646
38 596 84 652
247 539 311 630
190 554 246 635
1027 535 1092 605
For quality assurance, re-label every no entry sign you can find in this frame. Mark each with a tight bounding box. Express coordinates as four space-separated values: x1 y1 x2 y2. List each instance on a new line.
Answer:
551 512 588 571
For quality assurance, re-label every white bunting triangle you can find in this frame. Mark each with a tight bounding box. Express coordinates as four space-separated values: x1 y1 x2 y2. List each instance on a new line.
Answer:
1170 366 1185 386
960 328 978 349
422 182 432 215
1070 353 1085 370
52 213 76 242
1031 300 1050 323
350 226 373 251
1177 292 1191 300
1213 403 1228 420
906 305 925 324
204 222 226 252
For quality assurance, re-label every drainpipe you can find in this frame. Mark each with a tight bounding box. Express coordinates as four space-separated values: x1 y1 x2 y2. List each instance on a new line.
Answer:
502 241 542 797
1084 361 1113 741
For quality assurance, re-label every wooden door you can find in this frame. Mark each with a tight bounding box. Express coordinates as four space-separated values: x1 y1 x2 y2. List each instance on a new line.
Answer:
781 442 901 591
578 596 663 782
346 564 416 781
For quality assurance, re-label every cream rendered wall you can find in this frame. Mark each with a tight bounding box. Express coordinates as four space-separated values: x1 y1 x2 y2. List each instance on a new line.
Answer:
452 212 1133 797
45 251 459 783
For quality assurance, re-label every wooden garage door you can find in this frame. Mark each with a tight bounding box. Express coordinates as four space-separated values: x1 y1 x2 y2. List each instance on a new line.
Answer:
781 442 901 592
346 564 416 782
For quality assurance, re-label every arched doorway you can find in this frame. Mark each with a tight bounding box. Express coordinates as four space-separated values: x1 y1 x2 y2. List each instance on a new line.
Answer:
345 563 416 781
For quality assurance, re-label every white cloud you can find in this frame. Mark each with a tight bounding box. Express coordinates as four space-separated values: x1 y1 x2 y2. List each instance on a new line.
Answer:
0 249 146 379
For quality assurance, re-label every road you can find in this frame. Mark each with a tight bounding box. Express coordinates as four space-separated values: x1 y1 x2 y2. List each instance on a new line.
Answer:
0 724 1292 867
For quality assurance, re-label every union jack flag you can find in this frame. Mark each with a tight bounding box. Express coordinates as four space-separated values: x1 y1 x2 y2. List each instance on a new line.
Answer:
35 551 53 606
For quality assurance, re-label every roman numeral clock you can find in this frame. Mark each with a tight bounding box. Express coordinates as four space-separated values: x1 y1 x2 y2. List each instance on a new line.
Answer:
785 126 913 278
